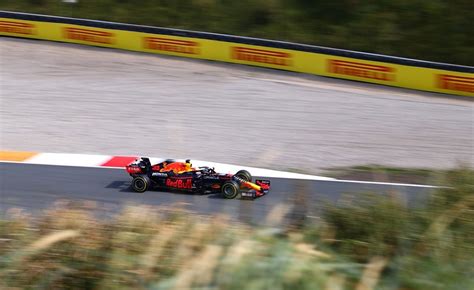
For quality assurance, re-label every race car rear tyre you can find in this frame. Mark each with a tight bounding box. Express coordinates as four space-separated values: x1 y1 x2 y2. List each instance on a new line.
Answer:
235 170 252 182
221 180 240 199
132 176 150 193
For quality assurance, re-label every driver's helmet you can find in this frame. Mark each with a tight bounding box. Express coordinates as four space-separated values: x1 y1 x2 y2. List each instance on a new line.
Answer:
185 159 192 170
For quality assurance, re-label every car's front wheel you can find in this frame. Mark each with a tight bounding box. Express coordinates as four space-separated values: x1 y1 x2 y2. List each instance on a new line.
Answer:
221 180 240 199
235 170 252 182
132 176 150 193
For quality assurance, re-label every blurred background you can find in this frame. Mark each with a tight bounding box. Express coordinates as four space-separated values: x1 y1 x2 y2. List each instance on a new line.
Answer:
2 0 473 65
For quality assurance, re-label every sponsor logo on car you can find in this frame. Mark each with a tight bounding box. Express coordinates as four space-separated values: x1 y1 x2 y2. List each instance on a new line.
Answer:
143 37 199 54
152 172 168 177
166 178 192 189
328 59 395 81
241 192 256 198
231 47 291 66
437 74 474 93
63 27 114 44
0 21 35 35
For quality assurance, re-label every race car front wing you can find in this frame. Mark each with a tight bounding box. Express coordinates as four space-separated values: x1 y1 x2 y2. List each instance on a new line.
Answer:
237 178 271 199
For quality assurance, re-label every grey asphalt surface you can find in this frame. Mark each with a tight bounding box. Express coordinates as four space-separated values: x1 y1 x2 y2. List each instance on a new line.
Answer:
1 37 473 174
0 163 432 224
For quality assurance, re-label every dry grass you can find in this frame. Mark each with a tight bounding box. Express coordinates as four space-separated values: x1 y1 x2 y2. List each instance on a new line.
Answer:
0 203 344 290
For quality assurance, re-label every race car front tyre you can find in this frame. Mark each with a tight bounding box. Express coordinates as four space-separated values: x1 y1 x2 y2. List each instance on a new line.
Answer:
235 170 252 182
132 176 150 193
221 180 240 199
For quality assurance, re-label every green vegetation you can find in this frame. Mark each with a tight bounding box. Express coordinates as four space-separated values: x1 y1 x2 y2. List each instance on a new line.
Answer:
321 167 474 289
323 164 445 184
1 167 473 289
1 0 473 65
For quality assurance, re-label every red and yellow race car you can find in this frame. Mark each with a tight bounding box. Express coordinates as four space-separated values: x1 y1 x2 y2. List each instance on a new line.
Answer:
125 158 270 199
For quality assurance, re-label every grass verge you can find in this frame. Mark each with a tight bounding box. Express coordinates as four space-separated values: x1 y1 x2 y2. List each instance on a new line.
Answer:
323 164 451 184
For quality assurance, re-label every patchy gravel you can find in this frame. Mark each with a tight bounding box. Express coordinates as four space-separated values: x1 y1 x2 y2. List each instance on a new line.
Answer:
1 37 473 174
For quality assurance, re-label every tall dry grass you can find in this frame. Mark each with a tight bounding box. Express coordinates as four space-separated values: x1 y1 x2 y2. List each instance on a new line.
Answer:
0 202 358 289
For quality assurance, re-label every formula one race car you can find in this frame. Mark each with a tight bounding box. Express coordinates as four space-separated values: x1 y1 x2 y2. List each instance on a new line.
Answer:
125 158 270 199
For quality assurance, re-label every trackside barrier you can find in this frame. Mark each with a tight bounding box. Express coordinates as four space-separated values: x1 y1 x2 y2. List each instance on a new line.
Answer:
1 11 472 97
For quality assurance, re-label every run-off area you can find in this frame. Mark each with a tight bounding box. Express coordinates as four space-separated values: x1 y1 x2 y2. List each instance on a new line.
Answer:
1 37 473 173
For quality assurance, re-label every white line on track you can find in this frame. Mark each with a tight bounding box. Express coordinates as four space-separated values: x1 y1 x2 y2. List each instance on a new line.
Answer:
26 153 112 167
1 160 441 188
328 179 441 188
0 160 123 170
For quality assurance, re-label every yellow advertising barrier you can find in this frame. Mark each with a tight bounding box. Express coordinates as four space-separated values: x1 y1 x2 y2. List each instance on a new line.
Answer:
1 18 472 97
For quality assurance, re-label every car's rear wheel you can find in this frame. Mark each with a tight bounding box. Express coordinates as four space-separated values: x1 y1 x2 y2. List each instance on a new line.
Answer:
132 176 150 193
235 170 252 182
221 180 240 199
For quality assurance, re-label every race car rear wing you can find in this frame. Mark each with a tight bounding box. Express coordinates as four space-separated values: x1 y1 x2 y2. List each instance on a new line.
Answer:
125 157 152 174
140 157 152 169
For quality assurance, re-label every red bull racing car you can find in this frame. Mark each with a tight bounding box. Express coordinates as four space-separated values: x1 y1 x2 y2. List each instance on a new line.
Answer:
125 158 270 199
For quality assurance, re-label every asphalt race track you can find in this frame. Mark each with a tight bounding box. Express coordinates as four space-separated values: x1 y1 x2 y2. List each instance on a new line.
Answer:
0 163 433 224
